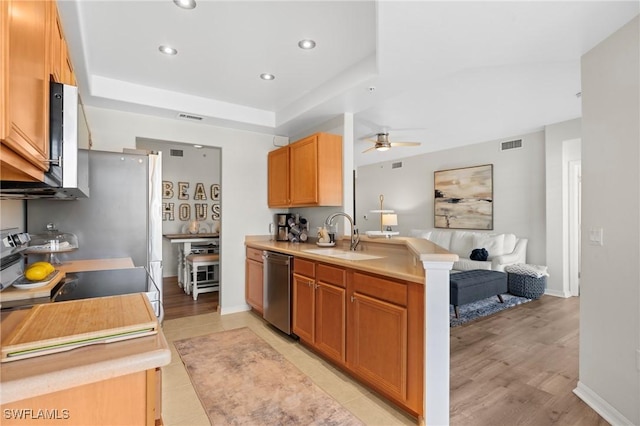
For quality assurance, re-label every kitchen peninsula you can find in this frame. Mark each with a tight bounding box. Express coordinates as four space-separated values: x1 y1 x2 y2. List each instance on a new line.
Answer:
245 235 458 424
0 258 170 425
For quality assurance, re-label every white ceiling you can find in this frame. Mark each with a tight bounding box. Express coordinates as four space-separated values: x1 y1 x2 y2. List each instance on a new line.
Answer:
57 1 639 167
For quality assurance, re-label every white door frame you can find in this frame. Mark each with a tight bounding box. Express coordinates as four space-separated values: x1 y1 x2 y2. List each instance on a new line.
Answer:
568 160 581 297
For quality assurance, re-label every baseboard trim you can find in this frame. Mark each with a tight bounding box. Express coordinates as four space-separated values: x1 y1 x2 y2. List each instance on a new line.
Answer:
573 381 633 425
544 288 571 298
219 304 251 315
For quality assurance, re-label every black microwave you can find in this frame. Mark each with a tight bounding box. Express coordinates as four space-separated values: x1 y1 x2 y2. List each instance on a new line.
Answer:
0 82 89 199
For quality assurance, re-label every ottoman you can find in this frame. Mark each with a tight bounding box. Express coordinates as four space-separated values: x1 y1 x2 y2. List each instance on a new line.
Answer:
450 270 508 318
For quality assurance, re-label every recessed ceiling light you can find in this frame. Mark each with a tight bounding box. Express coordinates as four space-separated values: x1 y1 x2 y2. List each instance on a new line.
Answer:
298 39 316 50
260 73 275 81
159 45 177 55
173 0 196 9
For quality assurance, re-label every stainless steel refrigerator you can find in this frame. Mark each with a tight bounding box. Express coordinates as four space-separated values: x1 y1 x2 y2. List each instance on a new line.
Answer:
26 149 163 317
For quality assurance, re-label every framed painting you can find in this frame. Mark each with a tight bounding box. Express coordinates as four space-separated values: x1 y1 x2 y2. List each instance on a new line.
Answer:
434 164 493 230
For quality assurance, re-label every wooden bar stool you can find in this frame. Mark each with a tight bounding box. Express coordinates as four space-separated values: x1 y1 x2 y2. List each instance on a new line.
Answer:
185 253 220 300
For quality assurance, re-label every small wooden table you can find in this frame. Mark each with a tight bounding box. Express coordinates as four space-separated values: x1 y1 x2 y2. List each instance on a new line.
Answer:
163 233 219 287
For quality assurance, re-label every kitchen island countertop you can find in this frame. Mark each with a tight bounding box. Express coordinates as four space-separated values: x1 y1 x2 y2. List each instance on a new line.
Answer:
0 296 170 405
245 235 457 283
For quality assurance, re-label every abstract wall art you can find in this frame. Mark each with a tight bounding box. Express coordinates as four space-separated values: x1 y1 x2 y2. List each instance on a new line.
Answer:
434 164 493 229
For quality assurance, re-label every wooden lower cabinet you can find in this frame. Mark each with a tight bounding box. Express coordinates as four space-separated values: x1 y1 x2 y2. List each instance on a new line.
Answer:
290 256 424 417
292 271 315 343
292 260 346 365
245 248 264 314
349 292 408 400
1 369 160 426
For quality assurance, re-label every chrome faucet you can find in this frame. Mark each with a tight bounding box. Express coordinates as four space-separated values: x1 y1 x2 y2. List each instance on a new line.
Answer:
325 212 360 251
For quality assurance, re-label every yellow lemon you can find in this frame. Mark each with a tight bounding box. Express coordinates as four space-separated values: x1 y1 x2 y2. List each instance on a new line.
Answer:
24 262 55 281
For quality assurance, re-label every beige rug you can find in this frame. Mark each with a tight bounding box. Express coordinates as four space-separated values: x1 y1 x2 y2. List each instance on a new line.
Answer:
174 327 364 425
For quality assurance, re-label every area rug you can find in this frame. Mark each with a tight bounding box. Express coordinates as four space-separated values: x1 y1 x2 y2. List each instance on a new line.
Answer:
450 294 532 327
174 327 363 425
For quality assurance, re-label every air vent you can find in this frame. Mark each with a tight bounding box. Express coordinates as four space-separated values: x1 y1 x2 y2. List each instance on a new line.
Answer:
501 139 522 151
170 149 184 157
177 112 203 121
391 161 403 169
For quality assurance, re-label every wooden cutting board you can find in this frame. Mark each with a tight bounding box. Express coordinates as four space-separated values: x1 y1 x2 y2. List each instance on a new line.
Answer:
1 293 158 362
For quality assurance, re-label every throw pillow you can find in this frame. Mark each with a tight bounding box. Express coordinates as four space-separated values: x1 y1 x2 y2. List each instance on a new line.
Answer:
470 248 488 261
472 233 505 259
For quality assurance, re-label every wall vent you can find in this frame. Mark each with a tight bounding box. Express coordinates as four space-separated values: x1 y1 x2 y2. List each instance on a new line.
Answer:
391 161 403 169
170 149 184 157
177 112 203 121
501 139 522 151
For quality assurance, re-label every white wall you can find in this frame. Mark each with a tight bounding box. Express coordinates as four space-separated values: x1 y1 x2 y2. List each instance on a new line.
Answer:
0 200 25 231
577 15 640 425
356 130 547 266
85 105 278 314
545 118 581 297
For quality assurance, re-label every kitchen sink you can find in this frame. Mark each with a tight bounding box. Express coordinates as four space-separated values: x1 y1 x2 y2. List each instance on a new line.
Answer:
302 248 384 261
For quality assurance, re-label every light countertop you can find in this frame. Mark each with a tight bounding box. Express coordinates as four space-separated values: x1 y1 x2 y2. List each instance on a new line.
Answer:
245 235 457 284
0 297 170 405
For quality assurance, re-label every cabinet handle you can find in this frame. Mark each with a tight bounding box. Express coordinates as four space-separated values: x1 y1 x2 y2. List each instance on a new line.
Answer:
350 295 355 303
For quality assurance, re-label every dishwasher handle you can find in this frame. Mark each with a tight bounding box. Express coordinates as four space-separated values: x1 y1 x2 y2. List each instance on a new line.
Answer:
262 251 292 266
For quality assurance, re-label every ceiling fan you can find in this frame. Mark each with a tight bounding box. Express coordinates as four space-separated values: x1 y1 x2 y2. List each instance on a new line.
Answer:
362 133 421 153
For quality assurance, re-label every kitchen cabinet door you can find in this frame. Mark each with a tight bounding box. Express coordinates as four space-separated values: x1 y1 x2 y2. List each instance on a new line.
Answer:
292 273 314 343
314 281 346 364
349 292 408 402
245 248 264 314
289 133 343 207
50 7 64 83
289 136 318 205
50 8 75 87
245 258 264 314
1 0 51 182
267 146 290 207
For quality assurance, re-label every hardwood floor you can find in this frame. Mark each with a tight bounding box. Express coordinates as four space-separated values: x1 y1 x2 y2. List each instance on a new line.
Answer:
450 295 607 426
162 276 218 321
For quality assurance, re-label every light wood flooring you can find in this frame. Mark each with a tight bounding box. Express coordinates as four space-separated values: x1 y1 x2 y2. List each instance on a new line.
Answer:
450 295 607 426
161 279 606 425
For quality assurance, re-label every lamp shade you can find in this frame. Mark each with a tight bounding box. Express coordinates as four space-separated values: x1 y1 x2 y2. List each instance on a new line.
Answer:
382 214 398 227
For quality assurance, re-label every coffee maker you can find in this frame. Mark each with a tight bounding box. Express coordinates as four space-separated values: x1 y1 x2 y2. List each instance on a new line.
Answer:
274 213 294 241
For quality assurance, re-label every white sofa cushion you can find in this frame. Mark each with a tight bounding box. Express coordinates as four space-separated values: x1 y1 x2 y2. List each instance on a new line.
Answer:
429 230 452 249
503 233 517 254
472 233 505 259
450 231 475 258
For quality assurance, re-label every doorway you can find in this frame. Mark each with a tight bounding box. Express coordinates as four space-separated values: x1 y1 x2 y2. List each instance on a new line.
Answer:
569 160 581 296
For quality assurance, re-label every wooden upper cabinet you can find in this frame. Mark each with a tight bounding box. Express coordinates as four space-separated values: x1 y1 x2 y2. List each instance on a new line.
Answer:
267 132 343 208
1 0 51 182
267 146 290 207
50 7 75 86
1 0 77 182
50 7 64 83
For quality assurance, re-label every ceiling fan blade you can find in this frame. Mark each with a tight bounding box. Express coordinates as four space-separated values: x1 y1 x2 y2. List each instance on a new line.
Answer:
362 145 378 153
390 142 421 147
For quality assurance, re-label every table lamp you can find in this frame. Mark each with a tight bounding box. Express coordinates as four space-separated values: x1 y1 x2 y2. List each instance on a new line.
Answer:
382 214 398 232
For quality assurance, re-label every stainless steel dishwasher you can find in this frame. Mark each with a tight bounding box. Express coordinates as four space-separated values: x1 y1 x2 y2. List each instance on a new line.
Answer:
262 251 293 334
